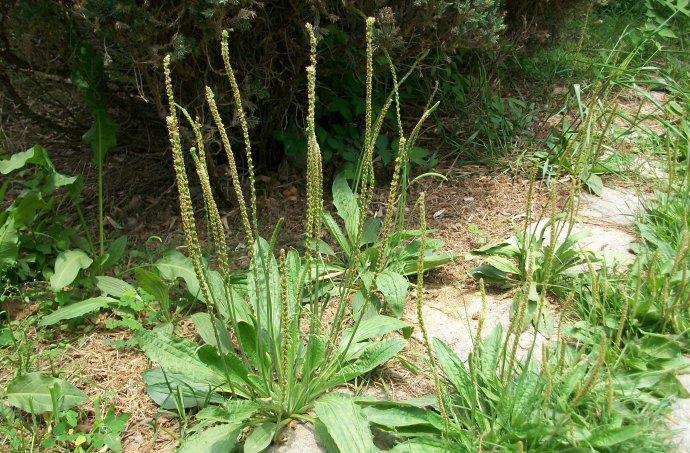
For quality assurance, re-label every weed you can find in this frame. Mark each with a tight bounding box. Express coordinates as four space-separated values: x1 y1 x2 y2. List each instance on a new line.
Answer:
136 18 446 450
469 212 594 300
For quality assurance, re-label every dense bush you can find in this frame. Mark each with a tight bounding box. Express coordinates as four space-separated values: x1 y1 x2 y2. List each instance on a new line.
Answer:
1 0 582 168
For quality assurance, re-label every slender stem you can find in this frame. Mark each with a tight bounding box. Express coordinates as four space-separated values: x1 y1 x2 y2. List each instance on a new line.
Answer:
98 160 105 256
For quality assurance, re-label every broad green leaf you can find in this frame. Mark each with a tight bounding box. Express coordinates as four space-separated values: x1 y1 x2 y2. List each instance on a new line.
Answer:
39 296 115 326
248 237 281 341
588 425 640 448
471 241 518 257
101 235 128 269
244 422 276 453
376 270 410 317
331 173 360 245
83 108 118 167
583 172 603 196
302 334 327 379
469 263 509 283
361 404 443 430
390 438 456 452
314 394 376 453
156 251 249 321
0 218 18 273
96 276 136 298
142 368 224 410
196 400 261 424
155 250 201 297
329 338 405 387
362 218 382 245
339 315 409 352
191 313 232 354
135 268 170 309
197 344 255 393
137 329 230 390
50 249 93 291
0 145 51 174
485 256 520 275
479 325 504 374
433 339 472 399
322 211 351 256
6 372 87 414
206 268 251 323
177 423 241 453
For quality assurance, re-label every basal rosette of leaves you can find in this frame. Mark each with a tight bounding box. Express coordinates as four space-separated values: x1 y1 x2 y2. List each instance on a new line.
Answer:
137 18 448 451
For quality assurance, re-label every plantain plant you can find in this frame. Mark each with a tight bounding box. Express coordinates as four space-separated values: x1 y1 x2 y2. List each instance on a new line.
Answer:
137 18 441 451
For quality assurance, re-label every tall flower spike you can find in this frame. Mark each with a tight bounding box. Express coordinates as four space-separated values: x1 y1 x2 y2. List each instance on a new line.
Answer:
205 86 254 247
177 106 231 277
304 23 323 246
279 249 290 400
221 30 258 238
415 192 449 430
375 136 406 276
364 17 375 146
165 115 213 307
162 55 213 307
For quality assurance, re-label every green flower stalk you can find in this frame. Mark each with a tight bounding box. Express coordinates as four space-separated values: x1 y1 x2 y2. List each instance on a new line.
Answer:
279 248 290 401
174 107 231 278
572 335 607 405
614 284 629 348
304 23 323 248
163 56 213 308
415 192 449 429
375 136 406 276
221 30 258 239
364 17 375 147
205 86 254 248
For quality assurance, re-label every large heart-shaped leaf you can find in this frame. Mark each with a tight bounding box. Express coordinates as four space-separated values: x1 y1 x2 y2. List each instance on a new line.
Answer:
6 372 87 414
49 249 93 291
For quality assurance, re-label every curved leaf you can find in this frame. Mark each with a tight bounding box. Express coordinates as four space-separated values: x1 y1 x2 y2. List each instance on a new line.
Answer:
177 423 240 453
376 270 409 317
50 249 93 291
6 372 87 414
96 276 136 298
314 394 376 453
39 296 115 326
244 422 276 453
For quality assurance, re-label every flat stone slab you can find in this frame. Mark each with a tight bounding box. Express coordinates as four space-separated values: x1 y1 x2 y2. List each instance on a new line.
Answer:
269 422 324 453
410 287 550 362
579 186 641 226
508 218 636 266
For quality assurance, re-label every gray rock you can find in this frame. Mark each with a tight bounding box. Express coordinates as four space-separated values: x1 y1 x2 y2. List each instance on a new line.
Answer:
579 186 641 226
269 422 325 453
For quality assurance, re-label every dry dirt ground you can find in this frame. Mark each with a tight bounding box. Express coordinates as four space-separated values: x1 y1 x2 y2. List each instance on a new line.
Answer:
0 160 557 452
